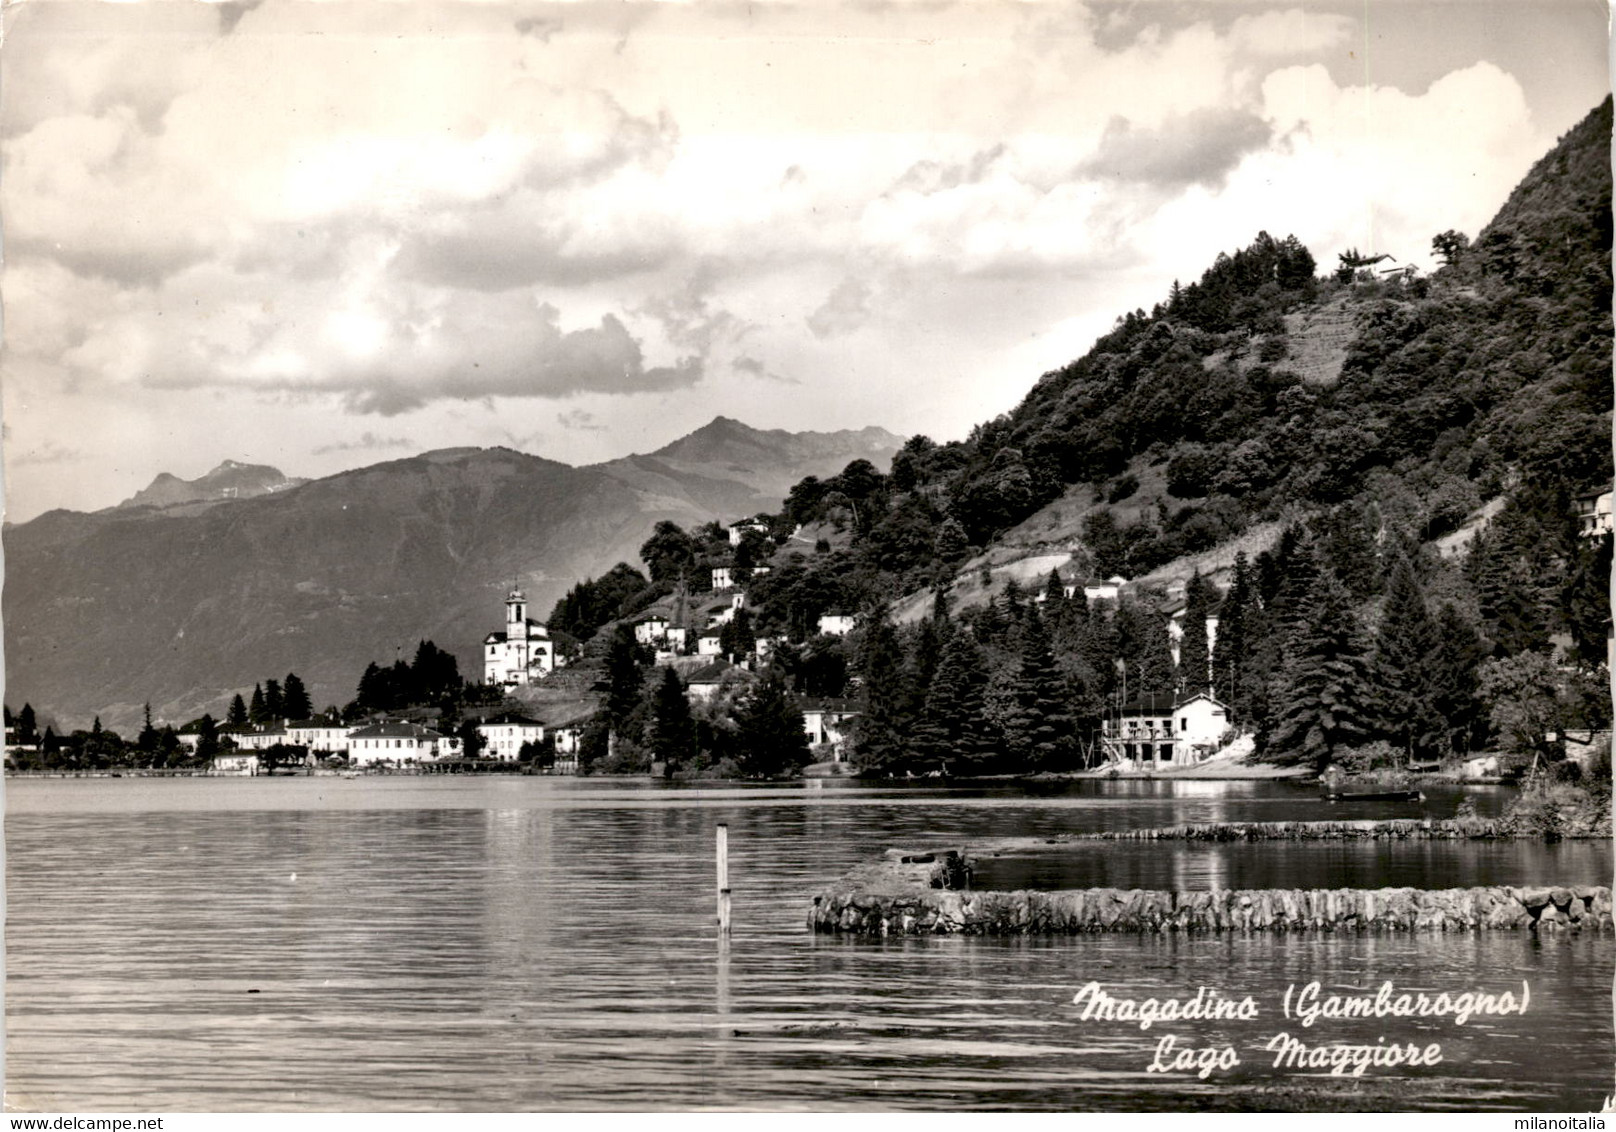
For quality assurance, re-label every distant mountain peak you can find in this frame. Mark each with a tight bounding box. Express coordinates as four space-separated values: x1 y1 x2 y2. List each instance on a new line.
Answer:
118 460 307 511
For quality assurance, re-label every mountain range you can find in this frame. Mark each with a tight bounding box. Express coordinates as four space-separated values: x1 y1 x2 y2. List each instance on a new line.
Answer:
3 419 902 731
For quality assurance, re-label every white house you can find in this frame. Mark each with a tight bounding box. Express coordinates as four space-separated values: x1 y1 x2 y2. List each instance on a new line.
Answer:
475 712 545 762
1575 490 1613 538
801 698 859 758
1173 692 1230 753
211 751 260 776
1102 692 1230 767
484 587 556 685
665 626 689 651
817 613 857 637
553 724 584 756
226 724 288 751
634 616 670 646
686 662 736 701
287 719 352 755
756 637 781 661
347 721 448 766
728 519 770 546
1084 576 1128 603
712 566 735 591
698 633 723 656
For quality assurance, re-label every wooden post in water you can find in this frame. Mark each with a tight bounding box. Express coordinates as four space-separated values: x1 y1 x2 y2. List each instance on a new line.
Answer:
716 823 732 935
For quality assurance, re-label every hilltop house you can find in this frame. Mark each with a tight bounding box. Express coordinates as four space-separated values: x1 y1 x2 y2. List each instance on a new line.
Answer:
1575 489 1613 538
688 662 752 701
1101 691 1231 768
484 587 556 685
728 518 770 546
634 615 671 646
817 613 856 637
1084 576 1128 603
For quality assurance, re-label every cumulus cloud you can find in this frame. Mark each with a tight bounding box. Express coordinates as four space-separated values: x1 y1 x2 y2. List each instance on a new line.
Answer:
733 355 799 385
806 277 874 339
1229 9 1355 56
311 432 414 455
557 409 607 431
1077 108 1275 189
10 440 84 466
1 0 1597 521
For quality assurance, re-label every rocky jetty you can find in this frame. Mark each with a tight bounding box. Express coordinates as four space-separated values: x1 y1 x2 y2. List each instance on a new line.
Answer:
808 849 1613 936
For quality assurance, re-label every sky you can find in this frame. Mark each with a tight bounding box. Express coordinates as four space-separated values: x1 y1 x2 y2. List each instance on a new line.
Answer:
1 0 1608 521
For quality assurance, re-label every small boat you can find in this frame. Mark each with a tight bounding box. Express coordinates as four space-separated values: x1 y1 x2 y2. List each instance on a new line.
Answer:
1324 789 1424 802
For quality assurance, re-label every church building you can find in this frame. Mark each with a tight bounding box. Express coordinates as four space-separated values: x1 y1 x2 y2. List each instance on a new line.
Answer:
484 587 555 685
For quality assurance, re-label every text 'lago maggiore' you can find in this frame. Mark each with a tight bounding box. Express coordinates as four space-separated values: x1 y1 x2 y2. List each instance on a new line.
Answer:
1069 980 1532 1079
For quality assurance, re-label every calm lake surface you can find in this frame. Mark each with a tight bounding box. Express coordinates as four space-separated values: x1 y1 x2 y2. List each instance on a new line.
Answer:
6 777 1613 1112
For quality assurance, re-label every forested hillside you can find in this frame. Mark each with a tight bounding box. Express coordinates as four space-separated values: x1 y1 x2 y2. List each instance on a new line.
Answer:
583 97 1612 778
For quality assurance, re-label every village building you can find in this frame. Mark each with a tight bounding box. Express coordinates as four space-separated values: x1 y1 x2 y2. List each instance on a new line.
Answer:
347 720 449 766
484 587 555 685
817 613 856 637
697 633 723 657
711 566 735 591
755 637 781 661
665 626 689 651
211 751 261 776
1101 691 1231 768
800 697 859 758
633 615 671 646
223 723 289 751
287 718 352 755
728 518 770 546
1574 489 1613 538
475 712 546 762
1084 576 1128 603
687 662 751 701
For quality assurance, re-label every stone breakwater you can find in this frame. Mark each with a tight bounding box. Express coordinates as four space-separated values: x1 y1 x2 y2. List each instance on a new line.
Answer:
1041 818 1593 842
808 851 1613 936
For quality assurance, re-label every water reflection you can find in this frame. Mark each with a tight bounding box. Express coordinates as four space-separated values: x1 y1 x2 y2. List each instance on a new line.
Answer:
5 778 1609 1112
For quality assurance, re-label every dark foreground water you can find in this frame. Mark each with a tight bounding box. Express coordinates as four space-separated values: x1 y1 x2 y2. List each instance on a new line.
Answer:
6 777 1613 1112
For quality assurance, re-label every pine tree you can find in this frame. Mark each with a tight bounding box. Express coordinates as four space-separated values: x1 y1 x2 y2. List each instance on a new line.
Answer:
138 704 158 754
602 624 649 728
263 679 283 720
1132 610 1177 696
249 683 267 723
1178 571 1213 695
1431 603 1487 758
1371 560 1444 764
196 714 220 760
282 673 313 721
17 703 36 744
227 694 249 726
1267 573 1376 770
733 673 811 777
650 668 697 777
1562 532 1613 667
851 613 915 775
1004 608 1073 771
355 665 384 715
915 630 993 773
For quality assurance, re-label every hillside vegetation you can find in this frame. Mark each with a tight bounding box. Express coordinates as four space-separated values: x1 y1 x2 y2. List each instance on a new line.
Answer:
580 98 1612 779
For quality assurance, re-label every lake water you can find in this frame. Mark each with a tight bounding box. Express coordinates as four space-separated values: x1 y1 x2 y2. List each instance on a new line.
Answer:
6 777 1613 1112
